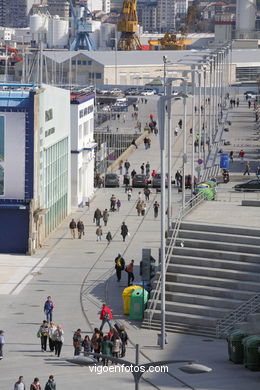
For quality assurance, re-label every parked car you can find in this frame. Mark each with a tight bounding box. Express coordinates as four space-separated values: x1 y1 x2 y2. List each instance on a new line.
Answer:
132 174 150 187
105 173 120 187
125 88 140 96
140 89 157 96
234 179 260 192
152 173 174 188
111 88 123 96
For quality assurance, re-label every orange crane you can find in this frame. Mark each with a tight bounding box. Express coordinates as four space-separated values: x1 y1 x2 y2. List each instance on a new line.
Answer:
117 0 142 51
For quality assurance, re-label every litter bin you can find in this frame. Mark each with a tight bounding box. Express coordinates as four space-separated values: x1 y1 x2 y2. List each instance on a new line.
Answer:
122 285 141 315
129 288 148 320
227 329 248 364
244 335 260 371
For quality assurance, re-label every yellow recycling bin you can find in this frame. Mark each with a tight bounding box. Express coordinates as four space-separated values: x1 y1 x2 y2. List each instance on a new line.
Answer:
122 285 142 315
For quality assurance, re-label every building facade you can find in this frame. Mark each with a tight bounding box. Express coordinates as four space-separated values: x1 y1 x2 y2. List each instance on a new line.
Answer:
137 0 158 33
0 83 71 254
70 90 96 208
48 0 70 19
157 0 176 32
0 0 34 27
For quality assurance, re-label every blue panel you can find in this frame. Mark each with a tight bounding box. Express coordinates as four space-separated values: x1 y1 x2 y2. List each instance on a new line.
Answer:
24 91 35 199
220 153 229 169
0 208 29 253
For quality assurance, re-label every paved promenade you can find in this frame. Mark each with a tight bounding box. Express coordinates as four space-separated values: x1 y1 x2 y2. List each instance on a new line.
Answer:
1 95 260 390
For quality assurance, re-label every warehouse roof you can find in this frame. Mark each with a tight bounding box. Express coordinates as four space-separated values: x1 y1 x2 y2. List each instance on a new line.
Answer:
42 49 260 67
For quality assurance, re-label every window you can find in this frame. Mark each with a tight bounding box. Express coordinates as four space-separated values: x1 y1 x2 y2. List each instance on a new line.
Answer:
96 73 102 79
45 127 55 137
45 108 53 122
77 60 81 65
88 60 92 65
79 124 82 140
88 105 94 114
84 121 88 136
72 60 76 65
84 107 88 116
88 72 94 79
79 109 84 118
82 60 87 65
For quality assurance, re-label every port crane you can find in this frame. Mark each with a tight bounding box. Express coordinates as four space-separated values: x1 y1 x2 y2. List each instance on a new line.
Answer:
117 0 142 51
69 0 96 51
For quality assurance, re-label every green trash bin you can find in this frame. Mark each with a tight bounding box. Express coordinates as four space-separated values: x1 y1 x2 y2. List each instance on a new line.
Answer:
227 329 248 364
244 335 260 371
242 335 256 365
129 288 148 320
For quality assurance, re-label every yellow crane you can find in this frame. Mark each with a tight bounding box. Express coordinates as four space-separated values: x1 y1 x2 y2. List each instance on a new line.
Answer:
117 0 142 51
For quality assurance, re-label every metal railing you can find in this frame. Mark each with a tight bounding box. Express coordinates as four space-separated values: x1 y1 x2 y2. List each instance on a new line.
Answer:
216 293 260 338
146 191 206 328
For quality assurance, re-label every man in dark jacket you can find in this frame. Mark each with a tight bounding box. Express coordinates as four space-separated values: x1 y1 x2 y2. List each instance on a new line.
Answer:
77 219 84 239
69 218 76 239
121 222 128 242
114 254 125 282
44 375 56 390
73 329 83 356
124 160 130 174
94 208 102 226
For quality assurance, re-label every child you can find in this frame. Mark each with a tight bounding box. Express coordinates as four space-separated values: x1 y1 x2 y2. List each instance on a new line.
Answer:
116 199 121 212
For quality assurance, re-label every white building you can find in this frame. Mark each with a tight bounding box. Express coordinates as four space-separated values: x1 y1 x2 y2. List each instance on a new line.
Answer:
176 0 188 17
70 90 96 208
157 0 176 32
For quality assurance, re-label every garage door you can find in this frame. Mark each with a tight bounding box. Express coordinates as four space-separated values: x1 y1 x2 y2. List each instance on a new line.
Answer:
0 208 29 253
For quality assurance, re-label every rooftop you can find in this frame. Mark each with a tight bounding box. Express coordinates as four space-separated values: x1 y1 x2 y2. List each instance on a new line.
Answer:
0 84 37 107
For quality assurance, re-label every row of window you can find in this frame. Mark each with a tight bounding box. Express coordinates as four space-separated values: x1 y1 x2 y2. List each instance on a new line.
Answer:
79 105 94 119
72 60 92 66
88 72 102 79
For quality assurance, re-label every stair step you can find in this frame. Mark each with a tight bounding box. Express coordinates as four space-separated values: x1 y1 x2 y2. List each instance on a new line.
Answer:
144 309 218 327
164 273 260 292
150 300 231 318
168 255 260 273
166 264 260 283
172 246 260 263
178 229 260 246
175 222 260 238
163 281 258 300
150 291 244 309
141 319 217 338
168 238 260 255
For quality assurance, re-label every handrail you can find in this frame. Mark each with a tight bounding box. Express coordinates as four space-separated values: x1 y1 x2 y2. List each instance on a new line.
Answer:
216 293 260 338
147 191 206 328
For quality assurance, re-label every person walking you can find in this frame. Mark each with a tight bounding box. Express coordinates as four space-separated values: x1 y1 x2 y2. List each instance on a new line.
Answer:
96 226 103 242
141 200 146 216
38 320 49 352
140 163 145 174
119 160 123 175
116 199 121 212
130 169 136 179
102 209 109 226
69 219 76 239
236 97 239 107
151 170 157 178
174 126 179 136
123 173 130 188
121 222 128 242
136 200 142 216
99 304 113 331
0 330 4 359
44 376 56 390
73 329 83 356
229 151 234 162
239 149 245 163
110 194 117 211
91 329 101 360
14 376 26 390
114 254 125 282
53 325 64 357
248 100 251 109
145 162 150 176
175 170 181 186
153 201 160 218
243 161 250 176
44 296 54 324
82 335 91 356
256 166 260 179
144 188 151 202
127 188 132 201
30 378 41 390
125 260 135 286
147 138 151 149
101 336 113 366
106 231 112 245
119 326 128 358
178 119 182 129
77 219 84 239
48 321 56 353
94 208 102 226
124 160 130 174
143 137 148 150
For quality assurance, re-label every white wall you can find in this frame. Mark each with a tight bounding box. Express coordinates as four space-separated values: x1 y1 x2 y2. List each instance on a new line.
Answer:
0 113 25 199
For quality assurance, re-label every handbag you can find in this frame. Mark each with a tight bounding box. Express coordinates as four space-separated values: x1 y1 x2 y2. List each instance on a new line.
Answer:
37 331 41 338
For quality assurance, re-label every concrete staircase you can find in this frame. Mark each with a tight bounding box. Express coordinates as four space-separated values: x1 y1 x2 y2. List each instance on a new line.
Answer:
142 221 260 338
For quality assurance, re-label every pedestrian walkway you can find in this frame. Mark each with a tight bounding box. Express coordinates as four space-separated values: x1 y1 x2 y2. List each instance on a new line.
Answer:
2 97 260 390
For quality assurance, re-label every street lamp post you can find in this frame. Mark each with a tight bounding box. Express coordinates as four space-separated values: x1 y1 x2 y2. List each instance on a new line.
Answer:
203 66 207 168
182 78 187 208
191 68 196 195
